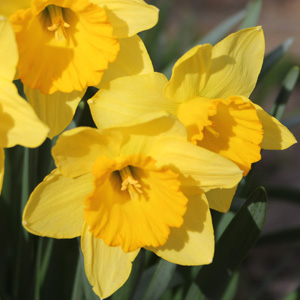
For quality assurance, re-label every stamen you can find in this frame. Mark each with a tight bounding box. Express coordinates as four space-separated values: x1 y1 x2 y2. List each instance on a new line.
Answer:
119 166 142 199
47 5 70 41
206 125 220 138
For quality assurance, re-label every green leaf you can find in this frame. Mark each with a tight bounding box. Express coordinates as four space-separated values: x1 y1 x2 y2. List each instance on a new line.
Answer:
141 259 176 300
198 10 246 45
219 271 239 300
238 0 262 30
259 37 294 80
270 66 300 120
195 187 267 299
184 283 205 300
111 250 145 300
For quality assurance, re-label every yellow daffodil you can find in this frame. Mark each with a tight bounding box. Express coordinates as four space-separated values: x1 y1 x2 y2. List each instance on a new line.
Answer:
0 17 48 193
1 0 158 137
88 27 296 212
23 114 243 298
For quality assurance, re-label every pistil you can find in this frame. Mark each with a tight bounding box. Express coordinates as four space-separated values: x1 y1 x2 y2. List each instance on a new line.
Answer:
119 166 142 199
47 5 70 41
205 125 220 138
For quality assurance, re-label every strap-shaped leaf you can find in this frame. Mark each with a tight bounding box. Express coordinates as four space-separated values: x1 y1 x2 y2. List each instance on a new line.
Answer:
195 187 267 299
141 260 176 300
271 66 300 120
238 0 262 30
184 283 205 300
259 38 294 80
198 10 246 46
111 251 145 300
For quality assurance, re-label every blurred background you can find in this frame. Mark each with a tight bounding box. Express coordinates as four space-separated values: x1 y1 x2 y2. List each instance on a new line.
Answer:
143 0 300 298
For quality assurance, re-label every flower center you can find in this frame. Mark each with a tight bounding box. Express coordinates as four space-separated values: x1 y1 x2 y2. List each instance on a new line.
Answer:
47 5 70 41
119 166 142 199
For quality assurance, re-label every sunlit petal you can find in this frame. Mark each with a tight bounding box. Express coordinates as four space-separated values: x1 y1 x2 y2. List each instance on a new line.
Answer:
97 35 154 88
206 186 238 213
23 169 93 238
89 72 175 129
0 17 18 81
53 127 122 178
254 103 297 150
0 80 48 148
164 44 212 102
200 27 265 99
81 223 139 299
147 194 214 265
92 0 159 38
150 138 243 193
24 86 84 138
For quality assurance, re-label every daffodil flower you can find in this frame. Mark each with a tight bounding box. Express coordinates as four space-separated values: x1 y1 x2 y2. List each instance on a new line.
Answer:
0 17 48 193
1 0 158 137
88 27 297 212
23 114 243 298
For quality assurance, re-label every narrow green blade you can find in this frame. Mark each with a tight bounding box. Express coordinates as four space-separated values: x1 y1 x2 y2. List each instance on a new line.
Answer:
141 260 176 300
184 283 205 300
219 271 240 300
259 38 294 79
111 250 145 300
198 10 246 45
196 187 267 299
238 0 262 30
270 66 300 120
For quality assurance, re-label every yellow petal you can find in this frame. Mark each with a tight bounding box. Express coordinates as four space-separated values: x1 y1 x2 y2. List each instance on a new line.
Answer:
11 0 119 94
92 0 159 38
0 80 48 148
164 44 212 102
206 186 238 213
52 127 122 178
0 0 30 18
24 86 84 138
254 104 297 150
146 194 214 265
115 115 188 158
0 148 4 195
0 16 18 81
200 27 265 99
89 72 176 129
195 96 263 175
97 35 154 88
22 169 93 238
81 223 139 299
177 97 216 141
85 155 187 252
150 138 243 193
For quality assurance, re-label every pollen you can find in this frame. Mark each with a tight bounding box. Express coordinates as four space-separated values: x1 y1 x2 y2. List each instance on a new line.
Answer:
119 166 142 199
47 5 70 41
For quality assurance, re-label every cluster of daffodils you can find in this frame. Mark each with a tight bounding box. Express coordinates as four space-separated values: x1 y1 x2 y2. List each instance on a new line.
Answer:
0 0 296 298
